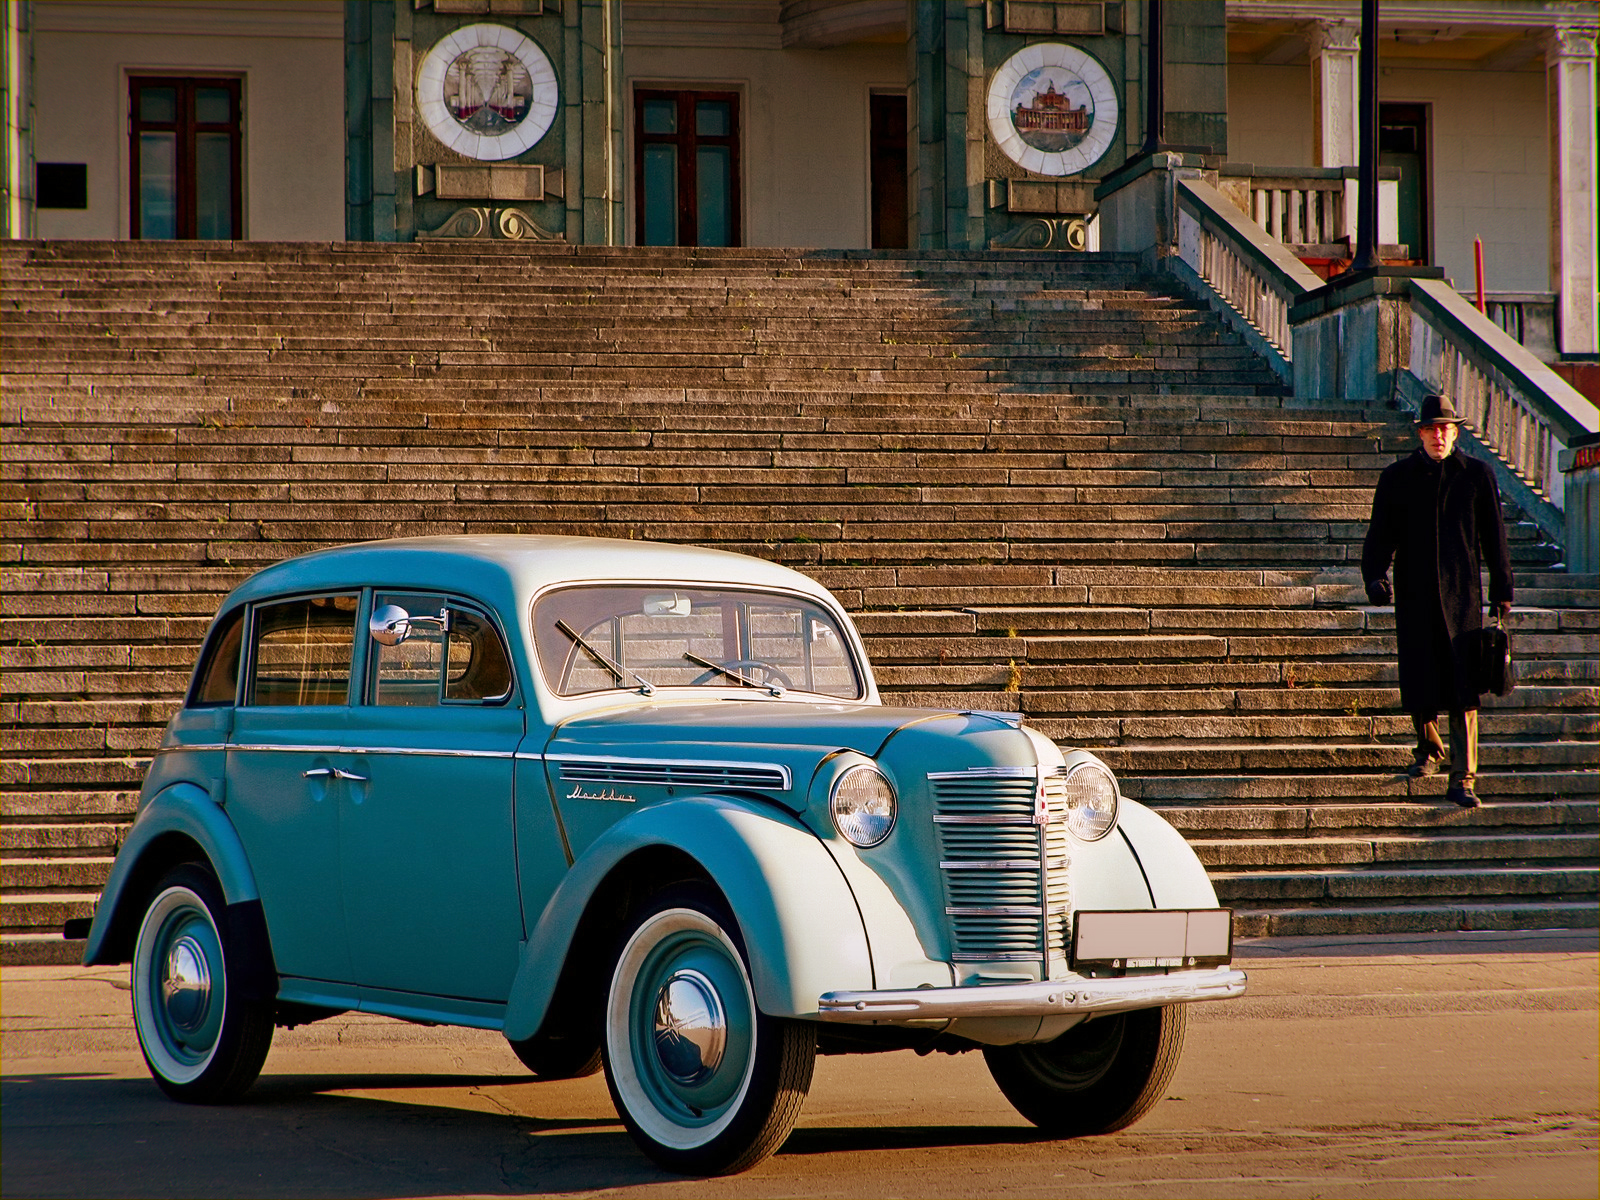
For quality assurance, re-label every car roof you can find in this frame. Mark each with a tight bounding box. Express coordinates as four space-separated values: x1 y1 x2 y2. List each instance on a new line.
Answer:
218 535 835 613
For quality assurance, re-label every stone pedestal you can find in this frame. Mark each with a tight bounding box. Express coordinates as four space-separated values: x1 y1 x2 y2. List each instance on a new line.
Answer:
1558 439 1599 573
1288 267 1443 403
1092 150 1217 269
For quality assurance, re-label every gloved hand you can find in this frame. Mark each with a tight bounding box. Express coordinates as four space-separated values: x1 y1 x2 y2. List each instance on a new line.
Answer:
1365 578 1393 606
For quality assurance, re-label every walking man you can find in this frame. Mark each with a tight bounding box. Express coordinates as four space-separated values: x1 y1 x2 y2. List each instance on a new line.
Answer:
1362 394 1514 808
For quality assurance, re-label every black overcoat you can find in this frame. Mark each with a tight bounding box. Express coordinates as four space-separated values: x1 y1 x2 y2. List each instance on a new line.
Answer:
1361 446 1514 714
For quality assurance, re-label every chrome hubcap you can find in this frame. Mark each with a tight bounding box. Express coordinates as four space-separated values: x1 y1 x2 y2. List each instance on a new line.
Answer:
162 933 212 1032
652 968 726 1084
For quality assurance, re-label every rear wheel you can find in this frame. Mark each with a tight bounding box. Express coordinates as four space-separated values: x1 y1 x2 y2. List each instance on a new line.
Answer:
603 886 816 1175
983 1005 1187 1136
130 863 274 1103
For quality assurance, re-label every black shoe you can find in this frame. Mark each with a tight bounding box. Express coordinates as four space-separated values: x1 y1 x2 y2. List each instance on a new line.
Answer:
1445 785 1480 809
1407 753 1445 779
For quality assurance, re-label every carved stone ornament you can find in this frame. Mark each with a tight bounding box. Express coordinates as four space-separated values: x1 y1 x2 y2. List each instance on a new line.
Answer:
416 206 565 240
988 217 1088 252
1306 19 1360 55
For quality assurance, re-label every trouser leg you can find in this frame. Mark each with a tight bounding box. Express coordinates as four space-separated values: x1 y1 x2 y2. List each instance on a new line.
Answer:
1411 713 1446 762
1448 709 1478 789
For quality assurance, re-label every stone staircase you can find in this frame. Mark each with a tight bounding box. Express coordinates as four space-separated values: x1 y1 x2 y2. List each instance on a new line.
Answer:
2 240 1595 965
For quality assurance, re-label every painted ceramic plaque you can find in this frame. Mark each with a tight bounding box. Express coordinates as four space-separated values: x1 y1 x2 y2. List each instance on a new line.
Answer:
416 24 558 161
987 43 1119 177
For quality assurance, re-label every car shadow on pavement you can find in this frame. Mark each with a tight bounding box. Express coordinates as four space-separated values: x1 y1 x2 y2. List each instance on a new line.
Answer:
1 1071 1086 1197
0 1074 666 1198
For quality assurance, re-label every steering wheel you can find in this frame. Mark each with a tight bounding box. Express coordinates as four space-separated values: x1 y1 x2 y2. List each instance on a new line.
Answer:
691 659 794 690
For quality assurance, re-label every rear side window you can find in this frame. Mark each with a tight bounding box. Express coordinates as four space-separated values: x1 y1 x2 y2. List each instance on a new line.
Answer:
188 607 246 707
247 594 359 707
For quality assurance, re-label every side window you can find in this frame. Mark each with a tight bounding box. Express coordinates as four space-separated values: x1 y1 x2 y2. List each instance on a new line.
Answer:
372 592 446 707
247 594 359 707
188 606 245 707
371 593 513 707
445 608 514 702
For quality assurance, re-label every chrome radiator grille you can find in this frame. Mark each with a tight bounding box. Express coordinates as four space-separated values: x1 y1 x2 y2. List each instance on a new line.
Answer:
929 767 1072 973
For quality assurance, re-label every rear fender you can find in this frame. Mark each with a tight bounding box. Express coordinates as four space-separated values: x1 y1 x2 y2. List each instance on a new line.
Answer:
82 782 262 966
503 796 873 1042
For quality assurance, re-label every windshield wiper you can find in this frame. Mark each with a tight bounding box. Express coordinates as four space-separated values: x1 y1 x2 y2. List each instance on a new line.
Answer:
556 620 655 695
683 652 786 697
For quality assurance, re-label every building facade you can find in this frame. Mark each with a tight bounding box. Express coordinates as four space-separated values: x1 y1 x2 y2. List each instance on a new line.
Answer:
2 0 1594 354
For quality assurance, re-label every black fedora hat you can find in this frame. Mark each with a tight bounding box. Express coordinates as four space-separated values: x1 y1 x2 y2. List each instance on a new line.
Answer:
1415 394 1463 425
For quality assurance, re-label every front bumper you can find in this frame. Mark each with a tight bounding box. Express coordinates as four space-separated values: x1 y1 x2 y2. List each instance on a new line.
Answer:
816 966 1247 1023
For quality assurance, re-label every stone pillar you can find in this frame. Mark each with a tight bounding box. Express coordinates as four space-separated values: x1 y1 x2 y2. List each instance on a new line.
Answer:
1545 28 1598 356
1307 19 1358 169
1 0 35 239
906 1 980 251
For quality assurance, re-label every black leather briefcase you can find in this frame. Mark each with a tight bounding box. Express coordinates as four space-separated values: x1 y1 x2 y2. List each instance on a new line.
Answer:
1472 615 1515 698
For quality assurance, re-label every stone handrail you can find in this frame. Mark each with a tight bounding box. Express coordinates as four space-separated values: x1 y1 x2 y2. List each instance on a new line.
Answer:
1172 177 1322 378
1406 277 1597 521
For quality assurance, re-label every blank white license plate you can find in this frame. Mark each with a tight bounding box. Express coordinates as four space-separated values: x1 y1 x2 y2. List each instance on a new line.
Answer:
1073 909 1233 968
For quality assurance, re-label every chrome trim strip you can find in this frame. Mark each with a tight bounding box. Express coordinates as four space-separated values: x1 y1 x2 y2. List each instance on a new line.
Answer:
539 753 793 791
226 744 514 760
946 906 1043 916
154 743 230 755
932 814 1036 825
227 743 347 756
817 967 1248 1022
926 767 1036 781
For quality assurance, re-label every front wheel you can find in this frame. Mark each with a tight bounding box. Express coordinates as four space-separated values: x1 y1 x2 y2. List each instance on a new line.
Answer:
603 886 816 1175
130 863 274 1103
983 1004 1187 1136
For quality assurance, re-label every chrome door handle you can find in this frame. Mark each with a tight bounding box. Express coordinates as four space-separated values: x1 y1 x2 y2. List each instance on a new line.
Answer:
301 766 368 782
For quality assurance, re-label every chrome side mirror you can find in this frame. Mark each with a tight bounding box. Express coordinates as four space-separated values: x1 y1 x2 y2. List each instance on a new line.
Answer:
370 604 452 647
370 604 414 647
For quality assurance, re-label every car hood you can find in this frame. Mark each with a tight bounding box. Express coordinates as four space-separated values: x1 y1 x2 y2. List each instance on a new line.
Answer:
544 700 1021 806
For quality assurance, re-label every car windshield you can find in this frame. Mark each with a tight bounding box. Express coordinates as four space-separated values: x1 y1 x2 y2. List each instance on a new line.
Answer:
533 585 863 699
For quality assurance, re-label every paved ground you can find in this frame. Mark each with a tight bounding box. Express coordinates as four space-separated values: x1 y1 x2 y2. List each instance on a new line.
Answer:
3 931 1595 1199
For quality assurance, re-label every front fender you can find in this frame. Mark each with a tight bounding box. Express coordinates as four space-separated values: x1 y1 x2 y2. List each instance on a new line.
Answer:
1116 799 1221 910
82 781 261 965
503 796 873 1041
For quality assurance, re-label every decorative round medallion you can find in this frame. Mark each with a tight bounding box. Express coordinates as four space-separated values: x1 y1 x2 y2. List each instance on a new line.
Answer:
986 43 1119 177
415 23 558 161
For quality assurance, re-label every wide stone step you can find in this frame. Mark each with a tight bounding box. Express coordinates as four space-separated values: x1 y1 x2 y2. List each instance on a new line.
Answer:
1190 831 1597 869
1231 900 1600 938
1158 799 1597 835
1 857 117 889
1124 771 1598 804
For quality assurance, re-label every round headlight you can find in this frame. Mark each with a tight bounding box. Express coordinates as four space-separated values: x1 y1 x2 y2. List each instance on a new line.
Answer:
1062 761 1118 841
830 764 896 848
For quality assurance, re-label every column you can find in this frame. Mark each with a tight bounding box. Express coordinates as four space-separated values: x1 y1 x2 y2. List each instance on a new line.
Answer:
1546 28 1598 355
1307 19 1359 168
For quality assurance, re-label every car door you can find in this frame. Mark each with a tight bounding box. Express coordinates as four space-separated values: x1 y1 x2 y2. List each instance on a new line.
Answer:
226 592 359 986
337 591 527 1004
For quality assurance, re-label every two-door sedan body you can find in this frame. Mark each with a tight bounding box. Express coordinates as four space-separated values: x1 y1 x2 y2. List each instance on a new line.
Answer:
74 535 1246 1173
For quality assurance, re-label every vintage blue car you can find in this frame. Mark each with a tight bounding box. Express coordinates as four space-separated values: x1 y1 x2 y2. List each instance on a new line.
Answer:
74 535 1245 1174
